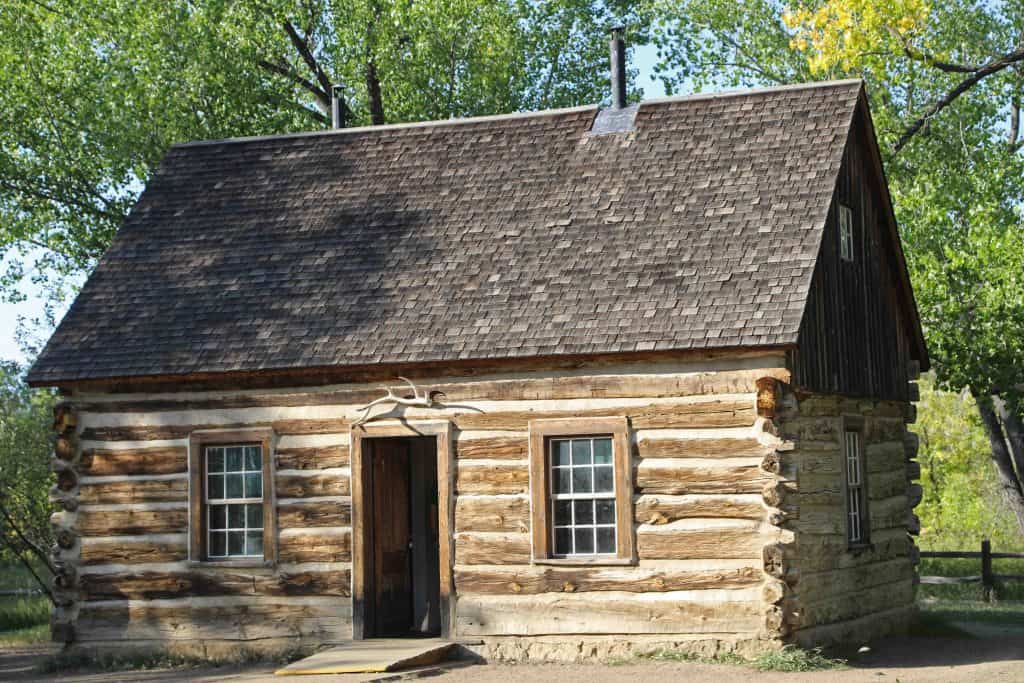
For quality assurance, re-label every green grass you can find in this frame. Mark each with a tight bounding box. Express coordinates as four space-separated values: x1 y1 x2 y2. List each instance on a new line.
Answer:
612 646 846 672
918 556 1024 601
37 647 307 674
0 561 51 647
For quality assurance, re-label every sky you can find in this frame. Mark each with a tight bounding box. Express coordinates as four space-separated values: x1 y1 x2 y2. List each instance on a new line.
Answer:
0 43 669 366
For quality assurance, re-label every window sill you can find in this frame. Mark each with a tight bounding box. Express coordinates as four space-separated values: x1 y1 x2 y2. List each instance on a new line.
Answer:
846 542 874 555
533 556 635 567
188 559 275 570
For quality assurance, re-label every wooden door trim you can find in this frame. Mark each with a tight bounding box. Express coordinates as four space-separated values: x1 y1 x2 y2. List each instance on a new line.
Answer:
350 421 453 640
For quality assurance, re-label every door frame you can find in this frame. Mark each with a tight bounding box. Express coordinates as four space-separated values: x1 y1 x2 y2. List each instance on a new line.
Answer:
350 421 454 640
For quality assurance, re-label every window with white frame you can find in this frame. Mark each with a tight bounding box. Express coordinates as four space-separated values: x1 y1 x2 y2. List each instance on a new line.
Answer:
205 444 265 558
839 204 855 262
843 430 870 545
549 436 617 556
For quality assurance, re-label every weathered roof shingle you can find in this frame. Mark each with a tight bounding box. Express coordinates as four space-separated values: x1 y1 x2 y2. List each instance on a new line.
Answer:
28 79 865 384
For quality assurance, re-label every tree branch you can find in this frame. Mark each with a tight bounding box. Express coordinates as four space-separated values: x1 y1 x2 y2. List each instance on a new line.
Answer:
894 45 1024 152
282 21 332 110
889 27 979 73
0 498 56 577
0 179 121 224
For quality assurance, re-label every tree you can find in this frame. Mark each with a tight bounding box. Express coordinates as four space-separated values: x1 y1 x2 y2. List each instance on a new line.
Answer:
650 0 1024 533
1 0 649 315
0 362 57 601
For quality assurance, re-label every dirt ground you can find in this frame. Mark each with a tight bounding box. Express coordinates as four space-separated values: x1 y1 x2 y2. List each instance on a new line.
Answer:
2 633 1024 683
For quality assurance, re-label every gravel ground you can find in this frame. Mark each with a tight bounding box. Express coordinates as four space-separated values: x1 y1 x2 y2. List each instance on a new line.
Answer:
2 634 1023 683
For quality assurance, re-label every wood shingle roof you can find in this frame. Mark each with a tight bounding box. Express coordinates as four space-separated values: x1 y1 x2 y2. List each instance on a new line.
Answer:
29 79 867 385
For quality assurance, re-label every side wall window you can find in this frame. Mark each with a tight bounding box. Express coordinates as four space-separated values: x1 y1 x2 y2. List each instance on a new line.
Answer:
529 418 634 563
190 430 276 563
839 203 855 262
843 428 870 545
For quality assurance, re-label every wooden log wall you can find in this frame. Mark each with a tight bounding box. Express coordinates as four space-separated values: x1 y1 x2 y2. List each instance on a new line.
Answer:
58 355 810 650
771 365 920 643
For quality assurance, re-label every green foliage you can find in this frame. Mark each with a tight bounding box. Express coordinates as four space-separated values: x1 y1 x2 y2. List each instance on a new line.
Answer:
752 646 846 672
0 595 49 635
0 362 57 573
0 0 652 312
915 375 1024 551
37 645 307 674
918 557 1024 601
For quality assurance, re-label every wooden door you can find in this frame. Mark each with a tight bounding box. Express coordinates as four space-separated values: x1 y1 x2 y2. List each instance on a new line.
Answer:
370 440 412 636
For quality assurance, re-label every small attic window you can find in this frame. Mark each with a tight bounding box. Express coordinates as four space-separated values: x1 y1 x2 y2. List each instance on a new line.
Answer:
839 204 854 262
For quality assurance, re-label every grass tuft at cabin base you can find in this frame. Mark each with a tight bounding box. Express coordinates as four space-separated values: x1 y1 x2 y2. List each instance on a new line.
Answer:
610 645 847 672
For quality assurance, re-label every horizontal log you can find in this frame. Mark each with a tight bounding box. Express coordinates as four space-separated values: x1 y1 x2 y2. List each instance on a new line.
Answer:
81 418 350 442
452 400 756 432
456 463 528 495
799 578 915 628
278 532 351 564
793 530 910 572
80 539 187 566
454 496 529 533
77 600 350 641
80 569 351 601
636 437 768 460
275 473 350 498
278 500 352 529
637 527 767 560
455 533 531 565
795 558 914 600
636 461 770 495
76 370 779 413
634 495 766 525
456 592 762 635
275 446 349 470
79 478 187 505
919 575 981 585
78 508 188 536
455 437 528 461
454 565 762 595
80 447 187 476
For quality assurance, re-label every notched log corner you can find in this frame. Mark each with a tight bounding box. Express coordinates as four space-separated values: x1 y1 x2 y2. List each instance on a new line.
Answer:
756 377 781 418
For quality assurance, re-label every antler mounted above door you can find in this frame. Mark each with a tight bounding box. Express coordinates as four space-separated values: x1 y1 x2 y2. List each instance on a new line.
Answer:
353 377 448 426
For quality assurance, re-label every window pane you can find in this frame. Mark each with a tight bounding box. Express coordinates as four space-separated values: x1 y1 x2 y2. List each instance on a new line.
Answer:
571 467 593 494
596 499 616 525
207 448 224 473
555 468 571 494
597 527 616 554
574 528 594 554
554 528 572 555
244 472 263 498
209 531 226 557
228 503 245 529
594 466 614 493
554 500 572 526
593 438 612 465
246 531 264 557
571 439 591 465
246 503 263 529
226 447 244 472
226 474 244 499
228 531 245 556
207 474 224 500
209 504 226 531
245 446 261 471
552 440 571 466
573 500 593 525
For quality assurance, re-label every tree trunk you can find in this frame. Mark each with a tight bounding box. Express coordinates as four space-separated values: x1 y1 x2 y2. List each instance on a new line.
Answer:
366 60 385 125
995 394 1024 482
976 393 1024 534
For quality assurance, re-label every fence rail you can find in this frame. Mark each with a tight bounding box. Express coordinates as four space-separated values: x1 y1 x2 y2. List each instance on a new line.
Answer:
920 539 1024 600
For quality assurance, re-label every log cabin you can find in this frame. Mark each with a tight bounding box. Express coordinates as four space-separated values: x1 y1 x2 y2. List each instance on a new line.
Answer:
28 70 928 661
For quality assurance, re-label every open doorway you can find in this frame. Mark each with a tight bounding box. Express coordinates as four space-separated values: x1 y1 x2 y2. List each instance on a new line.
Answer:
364 437 441 638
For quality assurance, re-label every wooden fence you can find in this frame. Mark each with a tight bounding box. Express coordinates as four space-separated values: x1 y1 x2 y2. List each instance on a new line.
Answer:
920 540 1024 600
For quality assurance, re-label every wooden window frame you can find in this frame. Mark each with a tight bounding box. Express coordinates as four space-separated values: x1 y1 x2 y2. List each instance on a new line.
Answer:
189 428 277 567
839 203 855 262
529 417 635 566
840 416 871 548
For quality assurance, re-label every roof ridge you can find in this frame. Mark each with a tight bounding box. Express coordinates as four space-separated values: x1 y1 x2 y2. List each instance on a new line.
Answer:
638 78 863 107
173 78 863 150
173 103 600 149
